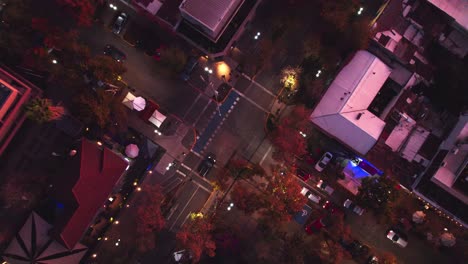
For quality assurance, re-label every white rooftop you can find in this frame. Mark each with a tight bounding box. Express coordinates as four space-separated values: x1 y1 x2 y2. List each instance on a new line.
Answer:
180 0 242 37
310 50 392 154
427 0 468 31
432 114 468 190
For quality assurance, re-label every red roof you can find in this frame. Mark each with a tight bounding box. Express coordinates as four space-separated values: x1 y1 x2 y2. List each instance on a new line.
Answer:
59 140 127 249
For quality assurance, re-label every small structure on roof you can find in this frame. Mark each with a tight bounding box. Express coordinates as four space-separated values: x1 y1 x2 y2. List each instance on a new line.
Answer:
310 50 392 155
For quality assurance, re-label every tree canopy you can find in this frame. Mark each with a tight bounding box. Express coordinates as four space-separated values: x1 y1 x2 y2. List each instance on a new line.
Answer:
357 176 399 213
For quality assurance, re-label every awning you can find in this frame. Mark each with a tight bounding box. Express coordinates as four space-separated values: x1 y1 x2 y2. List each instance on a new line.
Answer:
148 110 167 128
133 96 146 111
122 92 136 109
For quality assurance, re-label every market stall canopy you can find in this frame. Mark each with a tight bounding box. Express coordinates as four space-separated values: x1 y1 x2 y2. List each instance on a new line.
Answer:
125 144 139 158
149 110 167 128
133 96 146 111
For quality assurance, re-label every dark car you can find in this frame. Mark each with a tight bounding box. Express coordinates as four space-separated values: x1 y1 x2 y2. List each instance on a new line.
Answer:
112 12 128 34
103 44 126 62
197 153 216 177
339 239 370 258
296 168 311 181
180 57 199 81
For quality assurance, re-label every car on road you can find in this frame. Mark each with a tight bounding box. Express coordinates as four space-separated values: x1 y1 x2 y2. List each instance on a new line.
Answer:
317 179 334 195
296 168 311 181
300 187 321 204
197 153 216 177
180 57 198 81
103 44 126 62
386 229 408 248
315 152 333 172
343 199 365 216
112 12 128 34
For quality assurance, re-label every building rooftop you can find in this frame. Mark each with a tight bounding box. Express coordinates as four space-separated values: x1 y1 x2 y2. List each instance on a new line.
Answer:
49 139 128 249
310 50 392 155
179 0 243 39
427 0 468 30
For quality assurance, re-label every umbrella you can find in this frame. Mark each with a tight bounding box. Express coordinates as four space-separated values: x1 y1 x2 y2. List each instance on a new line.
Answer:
412 211 426 224
125 144 139 158
133 97 146 111
440 232 456 247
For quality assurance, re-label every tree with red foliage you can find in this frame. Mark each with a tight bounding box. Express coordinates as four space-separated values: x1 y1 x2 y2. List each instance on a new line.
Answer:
55 0 100 27
231 182 265 214
134 184 165 253
262 170 307 224
270 105 311 163
176 214 216 263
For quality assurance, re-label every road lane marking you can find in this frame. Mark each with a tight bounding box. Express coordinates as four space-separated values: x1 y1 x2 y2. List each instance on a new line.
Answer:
232 89 270 113
241 73 276 97
259 145 273 165
169 186 199 230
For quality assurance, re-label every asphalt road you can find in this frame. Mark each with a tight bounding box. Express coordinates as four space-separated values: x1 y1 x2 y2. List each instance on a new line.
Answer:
79 7 199 119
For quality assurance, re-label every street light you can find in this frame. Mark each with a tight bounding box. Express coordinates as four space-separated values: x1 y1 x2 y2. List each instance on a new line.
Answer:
109 4 117 10
204 67 213 74
51 59 58 64
357 7 364 15
254 32 261 40
227 203 234 211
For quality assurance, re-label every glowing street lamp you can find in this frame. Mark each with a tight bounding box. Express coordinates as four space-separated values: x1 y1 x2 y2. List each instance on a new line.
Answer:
357 7 364 15
227 202 234 211
109 4 118 10
254 32 261 40
204 67 213 74
51 59 58 64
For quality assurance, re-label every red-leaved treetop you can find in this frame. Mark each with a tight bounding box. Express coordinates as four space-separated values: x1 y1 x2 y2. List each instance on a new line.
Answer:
231 182 265 214
176 215 216 263
55 0 99 27
271 105 311 163
262 170 307 224
133 184 165 253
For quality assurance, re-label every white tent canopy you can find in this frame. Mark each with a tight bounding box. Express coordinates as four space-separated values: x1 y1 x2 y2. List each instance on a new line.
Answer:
122 92 146 111
125 144 139 158
310 50 391 155
149 110 167 128
133 96 146 111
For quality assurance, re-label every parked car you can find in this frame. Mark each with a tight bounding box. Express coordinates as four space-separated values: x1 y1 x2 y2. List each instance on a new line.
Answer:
317 179 334 195
300 187 321 204
296 168 311 181
366 255 379 264
180 57 199 81
386 229 408 248
343 199 365 216
305 215 331 234
315 152 333 172
339 238 370 258
197 153 216 177
112 12 128 34
103 44 126 62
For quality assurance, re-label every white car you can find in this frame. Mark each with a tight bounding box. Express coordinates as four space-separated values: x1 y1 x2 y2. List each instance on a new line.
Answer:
315 152 333 172
386 230 408 248
301 187 321 204
316 180 334 195
343 199 364 215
